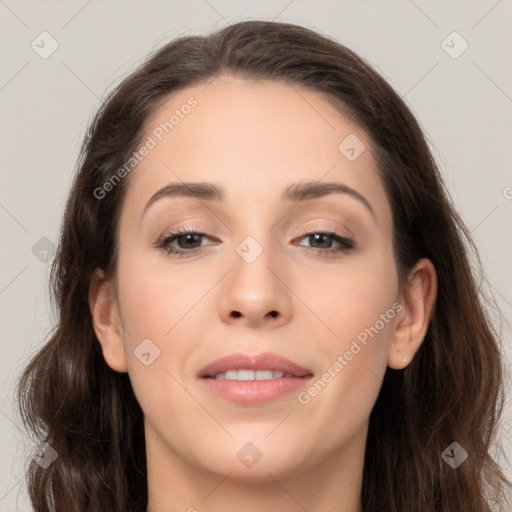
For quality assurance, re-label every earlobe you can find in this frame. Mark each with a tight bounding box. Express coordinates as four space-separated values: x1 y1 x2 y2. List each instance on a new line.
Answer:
388 258 437 370
89 270 128 373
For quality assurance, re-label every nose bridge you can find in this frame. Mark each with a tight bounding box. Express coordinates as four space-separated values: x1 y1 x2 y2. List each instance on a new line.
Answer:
229 195 278 269
232 229 281 296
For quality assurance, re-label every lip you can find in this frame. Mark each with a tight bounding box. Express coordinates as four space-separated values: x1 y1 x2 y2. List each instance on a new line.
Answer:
198 352 313 378
198 352 314 406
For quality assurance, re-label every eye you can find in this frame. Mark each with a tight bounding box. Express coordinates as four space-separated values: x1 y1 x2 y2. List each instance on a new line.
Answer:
155 228 215 257
295 231 354 257
154 228 355 258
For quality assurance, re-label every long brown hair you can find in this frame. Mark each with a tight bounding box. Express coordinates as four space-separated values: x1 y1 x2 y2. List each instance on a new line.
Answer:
16 20 511 511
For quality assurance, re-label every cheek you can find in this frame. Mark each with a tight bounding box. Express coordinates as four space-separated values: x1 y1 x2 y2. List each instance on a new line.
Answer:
297 253 398 421
117 252 205 343
115 254 205 421
113 251 202 416
300 248 399 347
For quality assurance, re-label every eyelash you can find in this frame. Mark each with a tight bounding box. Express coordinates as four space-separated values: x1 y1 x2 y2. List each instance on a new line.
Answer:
155 226 355 259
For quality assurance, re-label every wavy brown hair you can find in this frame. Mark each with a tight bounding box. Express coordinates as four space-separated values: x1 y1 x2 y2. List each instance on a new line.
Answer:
16 20 511 512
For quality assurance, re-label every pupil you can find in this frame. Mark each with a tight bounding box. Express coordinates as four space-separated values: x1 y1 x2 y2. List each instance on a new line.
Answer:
181 234 200 248
312 234 330 248
176 233 333 250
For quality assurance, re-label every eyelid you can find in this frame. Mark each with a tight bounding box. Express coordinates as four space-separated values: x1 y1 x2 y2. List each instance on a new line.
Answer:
158 220 353 242
155 223 356 260
294 220 352 239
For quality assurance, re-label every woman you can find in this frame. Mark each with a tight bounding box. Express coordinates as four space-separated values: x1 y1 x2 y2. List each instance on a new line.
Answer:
16 20 511 512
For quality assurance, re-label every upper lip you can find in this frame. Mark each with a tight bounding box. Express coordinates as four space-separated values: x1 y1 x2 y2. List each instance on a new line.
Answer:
198 352 313 378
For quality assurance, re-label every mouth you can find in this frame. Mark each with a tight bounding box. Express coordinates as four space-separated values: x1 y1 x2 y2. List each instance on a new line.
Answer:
204 369 299 380
198 351 313 379
198 352 314 405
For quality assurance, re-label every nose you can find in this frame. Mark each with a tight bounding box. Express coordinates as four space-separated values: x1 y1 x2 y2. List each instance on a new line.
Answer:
218 236 293 329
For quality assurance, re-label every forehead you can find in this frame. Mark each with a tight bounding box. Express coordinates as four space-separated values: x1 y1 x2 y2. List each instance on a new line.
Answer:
144 75 361 166
119 75 390 227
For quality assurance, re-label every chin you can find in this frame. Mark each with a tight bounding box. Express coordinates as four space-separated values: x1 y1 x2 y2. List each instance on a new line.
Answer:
188 436 310 482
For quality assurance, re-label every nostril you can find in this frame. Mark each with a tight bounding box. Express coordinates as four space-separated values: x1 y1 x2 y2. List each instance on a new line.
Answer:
229 310 278 318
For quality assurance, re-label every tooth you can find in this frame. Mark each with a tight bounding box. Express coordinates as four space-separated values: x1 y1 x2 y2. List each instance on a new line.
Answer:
213 369 292 380
237 369 255 380
255 370 273 380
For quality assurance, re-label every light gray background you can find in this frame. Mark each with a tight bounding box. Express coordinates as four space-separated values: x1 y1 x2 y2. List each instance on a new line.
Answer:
1 1 511 510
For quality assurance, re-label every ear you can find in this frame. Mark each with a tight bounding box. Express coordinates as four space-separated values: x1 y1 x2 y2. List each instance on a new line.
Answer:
89 270 128 373
388 258 437 369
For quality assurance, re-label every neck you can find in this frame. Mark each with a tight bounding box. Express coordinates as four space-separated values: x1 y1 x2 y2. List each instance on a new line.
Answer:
145 423 366 512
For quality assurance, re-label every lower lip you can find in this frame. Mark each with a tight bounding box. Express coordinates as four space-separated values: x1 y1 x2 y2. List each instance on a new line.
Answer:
200 376 313 405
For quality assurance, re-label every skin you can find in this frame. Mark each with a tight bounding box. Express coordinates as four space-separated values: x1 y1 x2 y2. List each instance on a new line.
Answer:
89 75 437 512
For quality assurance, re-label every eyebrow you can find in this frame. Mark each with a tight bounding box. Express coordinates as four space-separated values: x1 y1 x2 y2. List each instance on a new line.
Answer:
142 181 375 218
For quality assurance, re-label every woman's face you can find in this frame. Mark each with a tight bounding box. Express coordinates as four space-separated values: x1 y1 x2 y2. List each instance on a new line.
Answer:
97 75 413 484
